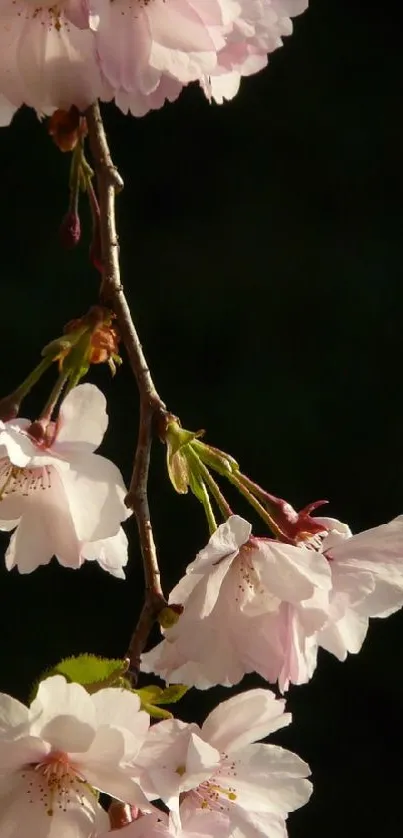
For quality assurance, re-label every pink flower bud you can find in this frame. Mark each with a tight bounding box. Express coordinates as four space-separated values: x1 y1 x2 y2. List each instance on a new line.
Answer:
0 394 20 421
59 209 81 249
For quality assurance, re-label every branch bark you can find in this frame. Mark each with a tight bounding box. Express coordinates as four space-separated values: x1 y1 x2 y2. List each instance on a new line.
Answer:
86 101 168 680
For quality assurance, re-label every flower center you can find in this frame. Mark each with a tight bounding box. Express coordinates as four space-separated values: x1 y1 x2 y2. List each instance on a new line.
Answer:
234 545 265 603
0 460 52 501
11 1 65 30
188 756 238 813
22 751 90 817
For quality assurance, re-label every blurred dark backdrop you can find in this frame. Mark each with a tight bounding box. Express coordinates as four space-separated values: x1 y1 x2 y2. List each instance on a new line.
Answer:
1 1 403 836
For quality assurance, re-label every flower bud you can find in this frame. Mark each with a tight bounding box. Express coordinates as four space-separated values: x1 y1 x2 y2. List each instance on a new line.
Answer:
59 209 81 249
0 394 20 421
159 604 184 629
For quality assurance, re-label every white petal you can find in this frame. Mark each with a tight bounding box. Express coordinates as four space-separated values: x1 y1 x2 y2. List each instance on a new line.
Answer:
187 517 251 575
90 688 149 758
0 693 30 732
256 541 331 604
81 527 128 578
230 810 288 838
60 453 129 541
201 690 290 753
29 676 96 745
356 577 403 618
183 559 234 619
182 733 221 790
0 429 68 470
318 610 369 660
79 727 151 808
2 469 82 572
217 743 311 815
0 736 49 773
54 384 108 455
0 427 44 467
330 515 403 564
180 808 231 838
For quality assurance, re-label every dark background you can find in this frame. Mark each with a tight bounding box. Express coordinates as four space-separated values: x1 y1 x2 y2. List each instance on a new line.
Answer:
0 1 402 835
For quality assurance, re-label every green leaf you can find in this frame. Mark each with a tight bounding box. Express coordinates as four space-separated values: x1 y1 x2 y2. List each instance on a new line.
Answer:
155 684 189 704
142 703 173 720
50 654 129 692
136 683 189 709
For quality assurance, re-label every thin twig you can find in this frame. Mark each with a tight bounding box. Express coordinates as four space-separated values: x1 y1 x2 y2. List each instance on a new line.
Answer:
86 101 168 679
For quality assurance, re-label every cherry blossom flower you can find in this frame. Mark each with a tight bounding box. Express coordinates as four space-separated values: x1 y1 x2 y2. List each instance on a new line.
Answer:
93 0 237 116
94 0 309 116
142 510 403 690
0 0 109 122
202 0 309 103
0 675 151 838
311 515 403 662
0 383 130 574
141 515 332 689
132 689 312 838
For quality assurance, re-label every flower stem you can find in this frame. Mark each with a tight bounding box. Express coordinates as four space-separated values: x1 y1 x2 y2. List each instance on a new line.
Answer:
187 446 233 522
226 471 284 539
12 355 55 402
39 370 69 421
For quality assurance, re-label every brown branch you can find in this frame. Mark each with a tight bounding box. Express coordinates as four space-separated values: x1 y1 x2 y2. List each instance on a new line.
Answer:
86 101 168 680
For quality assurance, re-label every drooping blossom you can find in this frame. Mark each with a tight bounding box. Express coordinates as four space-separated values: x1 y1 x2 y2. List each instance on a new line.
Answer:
310 515 403 662
94 0 309 116
0 0 309 121
93 0 236 115
131 688 312 838
0 675 152 838
0 0 112 122
202 0 309 104
0 383 130 574
141 515 332 689
142 508 403 691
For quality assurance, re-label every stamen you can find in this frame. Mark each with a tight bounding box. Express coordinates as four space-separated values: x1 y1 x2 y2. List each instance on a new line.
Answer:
0 459 53 499
188 756 238 813
22 751 91 818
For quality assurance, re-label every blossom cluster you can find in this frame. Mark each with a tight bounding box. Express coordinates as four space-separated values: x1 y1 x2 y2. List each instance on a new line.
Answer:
0 0 308 124
0 383 130 576
142 513 403 691
0 676 311 838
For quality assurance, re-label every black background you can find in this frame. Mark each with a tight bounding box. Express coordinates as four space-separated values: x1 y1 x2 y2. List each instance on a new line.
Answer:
1 1 403 835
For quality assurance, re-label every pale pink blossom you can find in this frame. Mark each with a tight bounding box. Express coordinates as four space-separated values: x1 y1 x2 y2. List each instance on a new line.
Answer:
94 0 237 113
0 0 108 122
142 511 403 691
202 0 309 103
132 689 311 838
141 515 331 690
311 515 403 661
0 675 151 838
0 383 130 574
